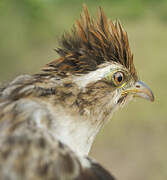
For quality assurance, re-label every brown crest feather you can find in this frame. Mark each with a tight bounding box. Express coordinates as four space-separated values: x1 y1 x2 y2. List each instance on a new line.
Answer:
43 4 137 80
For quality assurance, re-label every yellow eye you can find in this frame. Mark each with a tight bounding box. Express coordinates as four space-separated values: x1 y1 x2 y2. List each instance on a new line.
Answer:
113 71 125 86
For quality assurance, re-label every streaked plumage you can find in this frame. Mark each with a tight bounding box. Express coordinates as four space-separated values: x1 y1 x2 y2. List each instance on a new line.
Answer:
0 5 154 180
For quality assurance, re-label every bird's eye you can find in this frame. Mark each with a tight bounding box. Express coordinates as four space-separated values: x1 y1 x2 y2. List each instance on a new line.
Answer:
112 71 125 86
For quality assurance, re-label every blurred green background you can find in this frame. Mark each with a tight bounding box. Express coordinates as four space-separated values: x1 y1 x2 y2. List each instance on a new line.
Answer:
0 0 167 179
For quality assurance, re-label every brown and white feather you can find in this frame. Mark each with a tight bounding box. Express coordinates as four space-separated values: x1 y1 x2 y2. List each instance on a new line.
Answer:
0 4 142 180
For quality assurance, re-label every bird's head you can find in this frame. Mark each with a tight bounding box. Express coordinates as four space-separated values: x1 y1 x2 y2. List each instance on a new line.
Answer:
42 5 154 122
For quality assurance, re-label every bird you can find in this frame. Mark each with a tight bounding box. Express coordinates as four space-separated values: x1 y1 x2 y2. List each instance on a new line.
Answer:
0 4 154 180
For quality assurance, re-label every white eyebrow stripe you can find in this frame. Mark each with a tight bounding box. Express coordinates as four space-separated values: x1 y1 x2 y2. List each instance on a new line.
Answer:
73 64 120 88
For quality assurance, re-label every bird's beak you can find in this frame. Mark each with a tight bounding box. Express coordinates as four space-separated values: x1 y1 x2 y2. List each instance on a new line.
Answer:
122 80 154 102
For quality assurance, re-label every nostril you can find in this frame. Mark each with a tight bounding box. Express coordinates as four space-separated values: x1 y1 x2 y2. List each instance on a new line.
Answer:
136 85 140 88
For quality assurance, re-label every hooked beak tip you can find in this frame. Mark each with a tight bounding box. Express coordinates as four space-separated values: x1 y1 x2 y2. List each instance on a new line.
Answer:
134 81 154 102
121 80 154 102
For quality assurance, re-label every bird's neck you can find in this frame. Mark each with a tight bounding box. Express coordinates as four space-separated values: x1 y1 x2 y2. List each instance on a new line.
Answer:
47 88 117 156
49 104 112 156
53 112 97 155
28 74 118 156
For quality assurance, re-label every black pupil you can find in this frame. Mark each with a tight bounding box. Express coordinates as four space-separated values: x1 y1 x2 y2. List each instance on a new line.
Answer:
117 75 122 82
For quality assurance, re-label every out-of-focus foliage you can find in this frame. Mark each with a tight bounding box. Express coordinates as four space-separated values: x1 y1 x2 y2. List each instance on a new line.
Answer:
1 0 167 22
0 1 167 180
